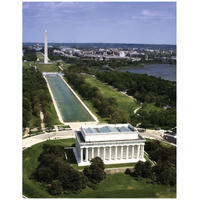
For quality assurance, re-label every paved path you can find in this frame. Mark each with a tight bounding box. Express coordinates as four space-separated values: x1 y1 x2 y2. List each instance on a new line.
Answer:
134 106 142 114
22 130 75 149
139 129 176 146
40 110 45 132
139 129 164 141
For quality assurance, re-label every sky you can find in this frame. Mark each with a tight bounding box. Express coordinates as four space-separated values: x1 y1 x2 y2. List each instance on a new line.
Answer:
23 1 176 44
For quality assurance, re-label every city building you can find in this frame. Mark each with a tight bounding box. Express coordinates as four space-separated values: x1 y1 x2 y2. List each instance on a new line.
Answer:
73 124 146 166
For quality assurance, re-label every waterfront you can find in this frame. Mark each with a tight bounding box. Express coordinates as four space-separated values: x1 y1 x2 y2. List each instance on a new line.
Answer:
45 75 95 122
119 64 176 82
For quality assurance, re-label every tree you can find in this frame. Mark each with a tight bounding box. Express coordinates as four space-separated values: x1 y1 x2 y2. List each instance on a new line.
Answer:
156 164 176 186
83 167 92 181
84 157 106 184
49 180 63 195
58 165 87 192
134 161 152 178
44 111 53 127
36 166 55 183
142 161 152 178
134 161 144 177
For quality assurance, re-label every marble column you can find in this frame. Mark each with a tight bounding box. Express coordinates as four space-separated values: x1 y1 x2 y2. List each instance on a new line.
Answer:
115 146 117 160
137 145 140 159
97 147 100 157
103 147 105 161
126 146 129 159
109 146 111 160
121 146 123 159
132 145 135 159
80 148 83 163
86 148 88 162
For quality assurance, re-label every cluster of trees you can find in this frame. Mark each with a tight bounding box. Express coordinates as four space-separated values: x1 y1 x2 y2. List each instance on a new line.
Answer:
126 141 176 186
83 157 106 187
97 71 176 107
23 67 54 129
32 145 106 195
64 69 128 123
145 140 176 166
130 108 176 129
144 140 176 186
32 144 87 194
96 71 176 129
23 48 37 62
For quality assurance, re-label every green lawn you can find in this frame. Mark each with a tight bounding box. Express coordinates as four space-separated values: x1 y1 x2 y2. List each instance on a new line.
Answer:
36 52 44 62
35 63 59 72
23 62 59 72
60 63 70 70
23 139 75 198
145 138 176 148
141 102 163 113
85 75 140 118
23 139 176 198
68 173 176 198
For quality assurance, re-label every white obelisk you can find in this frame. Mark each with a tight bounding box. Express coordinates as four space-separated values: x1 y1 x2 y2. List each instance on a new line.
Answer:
44 30 48 64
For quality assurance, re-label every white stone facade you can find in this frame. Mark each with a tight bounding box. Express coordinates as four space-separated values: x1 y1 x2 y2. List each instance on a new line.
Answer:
44 30 48 64
74 124 145 166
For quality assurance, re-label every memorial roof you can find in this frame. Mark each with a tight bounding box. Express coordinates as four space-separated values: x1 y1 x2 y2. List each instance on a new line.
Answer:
84 125 135 134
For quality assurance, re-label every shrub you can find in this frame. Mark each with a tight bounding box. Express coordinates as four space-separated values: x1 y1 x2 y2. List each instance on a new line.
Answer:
125 168 131 175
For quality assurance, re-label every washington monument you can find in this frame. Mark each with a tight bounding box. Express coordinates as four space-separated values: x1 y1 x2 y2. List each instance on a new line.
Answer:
44 30 48 64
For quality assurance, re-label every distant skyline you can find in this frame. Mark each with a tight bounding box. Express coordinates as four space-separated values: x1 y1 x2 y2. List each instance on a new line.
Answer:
23 2 176 45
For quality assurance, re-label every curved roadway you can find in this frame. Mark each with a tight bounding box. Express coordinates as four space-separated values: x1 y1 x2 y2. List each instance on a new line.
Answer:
22 130 75 149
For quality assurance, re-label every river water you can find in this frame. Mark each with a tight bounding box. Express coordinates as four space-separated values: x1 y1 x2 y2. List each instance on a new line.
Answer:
118 64 176 82
45 75 95 122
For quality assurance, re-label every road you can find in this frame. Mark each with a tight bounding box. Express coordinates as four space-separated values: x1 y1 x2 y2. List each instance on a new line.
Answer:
22 130 75 149
139 129 176 146
139 129 163 140
22 127 176 149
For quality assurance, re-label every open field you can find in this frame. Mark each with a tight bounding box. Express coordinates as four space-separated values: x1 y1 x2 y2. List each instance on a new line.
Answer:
141 102 163 113
36 52 44 62
35 63 59 72
145 138 175 148
23 139 176 198
23 62 59 72
85 75 140 118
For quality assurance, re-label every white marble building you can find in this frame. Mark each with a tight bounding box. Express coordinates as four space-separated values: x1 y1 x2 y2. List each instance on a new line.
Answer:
73 124 145 166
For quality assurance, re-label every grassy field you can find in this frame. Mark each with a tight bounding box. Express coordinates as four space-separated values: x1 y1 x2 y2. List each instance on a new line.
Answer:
85 75 140 118
36 52 44 62
35 63 59 72
141 102 163 113
146 138 176 148
23 139 176 198
23 62 59 72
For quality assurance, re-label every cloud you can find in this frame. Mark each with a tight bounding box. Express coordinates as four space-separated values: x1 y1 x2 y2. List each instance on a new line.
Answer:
131 9 175 24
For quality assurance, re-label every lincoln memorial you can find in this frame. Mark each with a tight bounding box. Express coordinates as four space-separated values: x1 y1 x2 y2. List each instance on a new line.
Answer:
73 124 146 166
